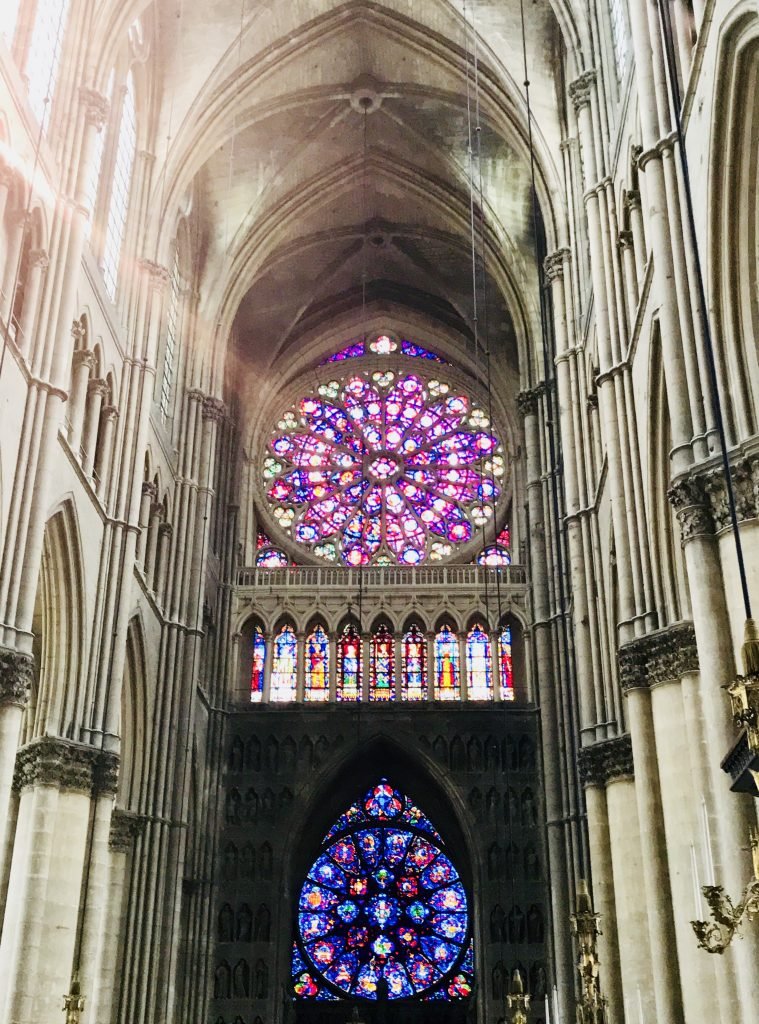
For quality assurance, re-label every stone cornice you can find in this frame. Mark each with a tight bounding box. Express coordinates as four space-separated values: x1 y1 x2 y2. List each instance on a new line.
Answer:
618 622 699 693
13 737 120 795
109 808 148 852
0 647 34 707
577 735 634 787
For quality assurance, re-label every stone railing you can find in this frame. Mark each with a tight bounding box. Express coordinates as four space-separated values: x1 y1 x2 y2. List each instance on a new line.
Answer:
237 564 527 589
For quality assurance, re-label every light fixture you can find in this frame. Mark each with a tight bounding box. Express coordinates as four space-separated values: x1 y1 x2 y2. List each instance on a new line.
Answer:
570 880 608 1024
506 969 530 1024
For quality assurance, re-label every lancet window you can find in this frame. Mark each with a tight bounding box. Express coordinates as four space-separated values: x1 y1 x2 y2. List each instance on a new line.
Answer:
401 625 426 701
270 624 297 702
26 0 70 126
337 623 361 702
369 624 395 702
305 625 329 702
434 625 460 700
466 624 492 700
250 626 266 703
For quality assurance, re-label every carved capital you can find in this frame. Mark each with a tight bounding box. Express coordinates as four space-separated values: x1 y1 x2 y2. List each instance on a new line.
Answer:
94 750 120 795
624 189 641 212
569 70 596 113
14 737 99 793
618 622 699 693
88 377 109 399
586 392 598 411
202 396 226 423
158 521 173 539
0 647 34 707
101 404 119 422
150 501 164 519
668 475 714 541
543 249 569 283
71 318 87 346
109 808 147 852
141 480 157 500
138 258 171 290
517 383 546 418
28 248 49 270
80 88 110 129
617 230 634 251
577 735 634 786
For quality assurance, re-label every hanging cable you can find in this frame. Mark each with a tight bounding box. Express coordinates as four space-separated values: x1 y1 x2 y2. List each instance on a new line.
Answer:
656 2 757 669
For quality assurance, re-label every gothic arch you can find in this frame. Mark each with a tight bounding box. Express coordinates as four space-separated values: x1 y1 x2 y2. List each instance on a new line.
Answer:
24 499 86 742
119 615 149 810
708 7 759 443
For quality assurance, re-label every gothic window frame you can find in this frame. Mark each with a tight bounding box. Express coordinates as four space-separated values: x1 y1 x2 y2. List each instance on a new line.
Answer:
304 621 330 703
270 621 297 702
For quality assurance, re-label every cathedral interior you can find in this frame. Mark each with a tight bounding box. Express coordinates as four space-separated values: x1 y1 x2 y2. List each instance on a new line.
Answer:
1 1 759 1023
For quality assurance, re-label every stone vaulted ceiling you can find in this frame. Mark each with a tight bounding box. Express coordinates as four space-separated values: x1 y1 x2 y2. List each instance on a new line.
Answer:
150 0 568 399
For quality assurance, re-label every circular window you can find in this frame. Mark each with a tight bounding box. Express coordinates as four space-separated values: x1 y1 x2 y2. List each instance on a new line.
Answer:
292 781 473 1001
263 370 504 566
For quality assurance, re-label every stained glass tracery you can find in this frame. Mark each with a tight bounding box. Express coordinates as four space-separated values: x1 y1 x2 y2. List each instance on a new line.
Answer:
337 623 362 701
499 625 514 701
370 625 395 702
306 625 330 701
402 625 426 701
264 369 502 567
466 624 492 700
292 780 473 1002
271 624 297 701
322 334 447 365
250 626 266 702
434 625 460 700
476 525 511 566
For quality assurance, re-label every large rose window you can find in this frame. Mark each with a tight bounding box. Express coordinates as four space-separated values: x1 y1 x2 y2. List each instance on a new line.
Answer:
263 370 504 566
292 780 473 1001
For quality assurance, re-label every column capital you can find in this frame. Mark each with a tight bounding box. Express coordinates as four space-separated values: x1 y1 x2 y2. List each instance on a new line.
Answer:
71 318 87 346
80 87 110 129
138 258 171 290
202 396 226 422
618 622 699 693
586 392 598 411
158 521 174 538
28 248 49 270
516 383 546 418
141 480 157 500
617 230 634 251
624 188 641 212
88 377 109 399
149 501 164 518
0 647 34 707
577 734 634 786
568 69 596 112
13 736 117 794
543 249 569 282
668 474 714 541
109 808 148 852
101 404 119 422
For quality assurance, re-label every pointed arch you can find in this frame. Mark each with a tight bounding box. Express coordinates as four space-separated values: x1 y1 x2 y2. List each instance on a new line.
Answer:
119 614 149 810
25 499 86 742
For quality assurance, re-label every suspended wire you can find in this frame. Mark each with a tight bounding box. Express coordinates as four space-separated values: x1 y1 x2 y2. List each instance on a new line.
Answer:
0 0 69 382
656 2 753 624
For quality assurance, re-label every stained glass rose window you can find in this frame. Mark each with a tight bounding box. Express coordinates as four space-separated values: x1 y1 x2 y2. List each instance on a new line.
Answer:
292 780 473 1001
263 370 504 567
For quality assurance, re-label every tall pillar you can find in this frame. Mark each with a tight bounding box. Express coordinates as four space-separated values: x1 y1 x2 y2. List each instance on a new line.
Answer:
95 404 119 503
81 378 107 478
0 650 33 917
15 249 48 357
669 476 759 1021
136 481 156 568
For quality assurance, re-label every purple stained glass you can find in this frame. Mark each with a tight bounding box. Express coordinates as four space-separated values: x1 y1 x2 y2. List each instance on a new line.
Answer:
293 780 472 1002
256 546 290 567
401 339 446 362
266 371 502 566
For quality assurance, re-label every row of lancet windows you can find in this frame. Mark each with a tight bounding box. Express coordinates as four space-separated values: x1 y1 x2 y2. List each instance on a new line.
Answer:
248 621 515 703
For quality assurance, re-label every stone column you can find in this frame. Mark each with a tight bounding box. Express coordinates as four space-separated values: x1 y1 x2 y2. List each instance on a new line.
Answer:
95 404 119 503
295 631 306 702
135 481 156 568
577 736 634 1024
15 248 48 356
625 189 647 285
0 650 33 914
394 631 403 701
617 231 639 327
155 521 173 604
143 502 163 590
93 810 146 1024
669 476 759 1021
426 631 435 700
0 739 101 1023
0 209 25 326
618 640 684 1024
81 378 107 478
262 632 273 703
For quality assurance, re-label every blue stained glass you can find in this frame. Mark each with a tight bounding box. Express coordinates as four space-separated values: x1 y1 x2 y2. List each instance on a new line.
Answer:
421 854 458 889
270 624 297 701
310 855 350 892
466 623 493 700
356 830 384 867
315 988 340 1001
431 913 467 942
294 780 472 1002
401 339 446 362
